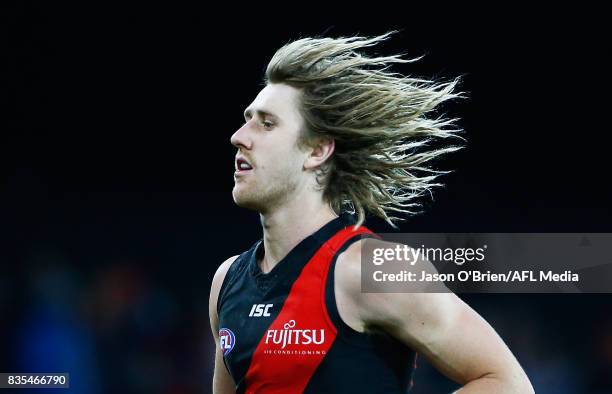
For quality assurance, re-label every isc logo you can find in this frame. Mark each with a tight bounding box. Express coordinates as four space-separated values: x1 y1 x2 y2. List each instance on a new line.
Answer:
249 303 273 317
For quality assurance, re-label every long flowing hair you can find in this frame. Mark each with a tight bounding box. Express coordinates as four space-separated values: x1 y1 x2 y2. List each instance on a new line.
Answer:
265 32 464 226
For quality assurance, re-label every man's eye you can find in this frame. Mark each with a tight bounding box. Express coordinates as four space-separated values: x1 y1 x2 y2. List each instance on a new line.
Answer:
262 121 274 129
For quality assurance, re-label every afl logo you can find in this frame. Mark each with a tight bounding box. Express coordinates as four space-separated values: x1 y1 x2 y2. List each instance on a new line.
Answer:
219 328 236 356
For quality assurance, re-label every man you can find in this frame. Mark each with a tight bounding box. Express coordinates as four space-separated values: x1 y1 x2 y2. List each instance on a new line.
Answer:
209 33 534 393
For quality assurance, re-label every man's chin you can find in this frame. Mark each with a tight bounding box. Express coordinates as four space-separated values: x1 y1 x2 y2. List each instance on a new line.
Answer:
232 189 264 211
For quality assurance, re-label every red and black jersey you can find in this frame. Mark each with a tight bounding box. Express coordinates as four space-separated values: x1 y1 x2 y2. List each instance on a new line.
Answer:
217 215 416 393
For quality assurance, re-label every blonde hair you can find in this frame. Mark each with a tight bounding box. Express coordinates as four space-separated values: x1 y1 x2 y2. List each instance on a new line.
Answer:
265 32 464 227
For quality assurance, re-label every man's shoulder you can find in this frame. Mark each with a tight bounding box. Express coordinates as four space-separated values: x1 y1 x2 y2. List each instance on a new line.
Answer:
209 255 240 326
211 240 260 289
213 255 240 285
335 237 398 293
335 237 446 305
209 255 240 305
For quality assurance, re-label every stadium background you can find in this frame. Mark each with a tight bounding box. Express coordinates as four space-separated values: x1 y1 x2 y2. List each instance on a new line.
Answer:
3 4 611 393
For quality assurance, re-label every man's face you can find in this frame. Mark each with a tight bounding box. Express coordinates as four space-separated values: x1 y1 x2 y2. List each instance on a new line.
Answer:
231 83 309 212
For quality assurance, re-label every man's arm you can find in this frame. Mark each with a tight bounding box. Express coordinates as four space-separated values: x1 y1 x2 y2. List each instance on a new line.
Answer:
335 239 534 393
209 256 239 394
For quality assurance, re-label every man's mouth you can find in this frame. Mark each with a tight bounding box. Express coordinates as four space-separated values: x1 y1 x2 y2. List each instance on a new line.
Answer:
235 157 253 173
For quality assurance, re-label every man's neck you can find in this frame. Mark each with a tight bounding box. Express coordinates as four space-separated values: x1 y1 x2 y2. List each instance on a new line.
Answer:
259 197 338 274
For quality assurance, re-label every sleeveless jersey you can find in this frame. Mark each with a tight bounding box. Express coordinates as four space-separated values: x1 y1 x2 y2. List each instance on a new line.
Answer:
217 214 417 393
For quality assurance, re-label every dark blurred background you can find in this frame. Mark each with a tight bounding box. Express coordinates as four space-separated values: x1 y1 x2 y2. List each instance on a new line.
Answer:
3 3 611 393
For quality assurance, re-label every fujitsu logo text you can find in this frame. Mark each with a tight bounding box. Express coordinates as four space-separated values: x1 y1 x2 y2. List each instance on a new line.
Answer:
264 320 325 349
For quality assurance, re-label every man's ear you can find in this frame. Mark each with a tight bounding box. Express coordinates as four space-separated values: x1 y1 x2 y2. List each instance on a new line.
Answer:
304 137 335 170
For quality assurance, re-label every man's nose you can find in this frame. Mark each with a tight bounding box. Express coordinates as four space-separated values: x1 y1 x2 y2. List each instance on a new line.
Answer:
230 122 253 150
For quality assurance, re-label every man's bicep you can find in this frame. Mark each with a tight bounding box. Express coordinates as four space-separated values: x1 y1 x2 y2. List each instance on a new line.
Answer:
375 292 524 386
349 238 519 384
213 345 236 394
209 256 239 393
